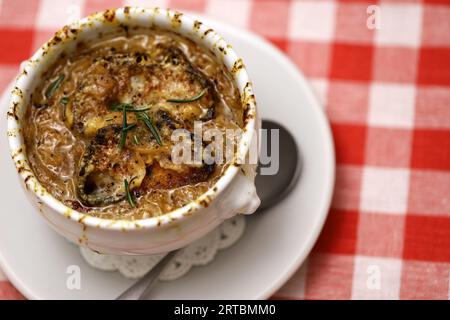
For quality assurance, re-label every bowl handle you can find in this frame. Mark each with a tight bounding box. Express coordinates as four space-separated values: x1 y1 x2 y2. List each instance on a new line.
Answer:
218 169 260 220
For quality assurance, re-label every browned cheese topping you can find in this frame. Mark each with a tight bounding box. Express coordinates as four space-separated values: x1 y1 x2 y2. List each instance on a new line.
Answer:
24 30 243 220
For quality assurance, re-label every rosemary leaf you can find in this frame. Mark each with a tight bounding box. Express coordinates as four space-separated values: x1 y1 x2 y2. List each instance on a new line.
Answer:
60 97 69 105
167 89 206 103
133 135 140 145
119 107 128 149
119 117 136 149
45 75 65 100
124 123 136 131
110 103 152 112
124 178 135 208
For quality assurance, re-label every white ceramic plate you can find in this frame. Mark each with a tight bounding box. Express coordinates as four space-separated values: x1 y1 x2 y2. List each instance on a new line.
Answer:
0 15 335 299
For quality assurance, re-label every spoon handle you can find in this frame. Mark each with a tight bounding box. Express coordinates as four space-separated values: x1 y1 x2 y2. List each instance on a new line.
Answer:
116 250 179 300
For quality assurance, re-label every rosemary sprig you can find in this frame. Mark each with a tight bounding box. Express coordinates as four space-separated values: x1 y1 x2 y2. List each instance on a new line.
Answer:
110 103 152 112
137 112 162 146
124 178 135 208
166 89 206 103
45 75 65 99
111 102 162 146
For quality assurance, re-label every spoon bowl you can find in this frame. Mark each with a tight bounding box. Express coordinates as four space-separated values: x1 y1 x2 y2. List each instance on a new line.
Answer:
256 120 301 211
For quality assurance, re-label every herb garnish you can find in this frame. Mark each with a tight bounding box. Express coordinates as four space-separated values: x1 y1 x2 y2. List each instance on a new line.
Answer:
45 75 65 99
124 178 135 208
137 112 162 146
166 89 206 103
111 102 162 147
110 103 152 112
60 97 69 105
133 135 140 145
119 106 137 149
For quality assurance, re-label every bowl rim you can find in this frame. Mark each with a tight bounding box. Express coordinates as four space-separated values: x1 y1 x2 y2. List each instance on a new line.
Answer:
6 6 258 232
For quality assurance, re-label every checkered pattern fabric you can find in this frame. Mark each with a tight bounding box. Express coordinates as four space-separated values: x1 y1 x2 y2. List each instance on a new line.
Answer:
0 0 449 300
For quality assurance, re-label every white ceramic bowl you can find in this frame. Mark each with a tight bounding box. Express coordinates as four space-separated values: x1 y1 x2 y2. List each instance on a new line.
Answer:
6 7 260 255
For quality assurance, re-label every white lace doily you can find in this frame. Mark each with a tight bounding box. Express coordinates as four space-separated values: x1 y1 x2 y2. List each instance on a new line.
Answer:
80 215 245 280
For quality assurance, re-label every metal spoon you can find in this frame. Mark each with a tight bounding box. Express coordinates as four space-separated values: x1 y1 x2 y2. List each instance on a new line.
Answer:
255 120 301 212
116 119 301 300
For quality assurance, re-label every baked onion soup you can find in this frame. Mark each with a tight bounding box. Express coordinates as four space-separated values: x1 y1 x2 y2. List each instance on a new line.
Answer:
23 30 244 220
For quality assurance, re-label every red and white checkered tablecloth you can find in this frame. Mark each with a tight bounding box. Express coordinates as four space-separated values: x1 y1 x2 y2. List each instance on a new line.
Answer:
0 0 449 300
